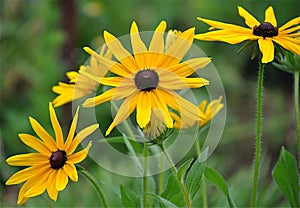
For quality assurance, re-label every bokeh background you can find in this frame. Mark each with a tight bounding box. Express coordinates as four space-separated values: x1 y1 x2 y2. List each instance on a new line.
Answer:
1 0 299 207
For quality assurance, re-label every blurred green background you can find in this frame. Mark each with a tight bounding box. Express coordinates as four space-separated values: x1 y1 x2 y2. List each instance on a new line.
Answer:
1 0 299 207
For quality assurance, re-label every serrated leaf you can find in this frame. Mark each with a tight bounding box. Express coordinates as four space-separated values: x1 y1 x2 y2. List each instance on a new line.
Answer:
177 158 194 181
204 166 236 208
185 160 205 198
161 174 185 207
272 147 300 207
146 192 178 208
120 185 140 208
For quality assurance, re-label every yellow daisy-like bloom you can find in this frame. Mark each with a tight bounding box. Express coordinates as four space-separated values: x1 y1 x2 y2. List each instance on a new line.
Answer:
81 21 212 135
171 96 224 129
5 103 99 205
52 46 112 107
195 6 300 63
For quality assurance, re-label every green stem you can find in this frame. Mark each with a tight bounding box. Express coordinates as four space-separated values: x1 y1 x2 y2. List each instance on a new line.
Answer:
159 153 164 195
294 71 300 160
143 143 149 208
195 138 207 208
160 144 191 208
78 167 108 207
251 62 265 207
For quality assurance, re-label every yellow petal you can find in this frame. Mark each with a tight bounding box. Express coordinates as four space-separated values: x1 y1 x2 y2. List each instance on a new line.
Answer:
6 153 48 167
46 170 58 201
6 162 50 185
55 168 69 191
273 37 300 57
49 102 64 149
264 6 277 27
279 16 300 31
83 47 131 77
106 92 139 135
197 17 252 32
63 162 78 182
159 75 209 90
100 77 125 86
64 106 79 151
82 88 116 107
130 21 148 68
18 134 52 155
258 38 274 63
67 141 92 164
104 31 139 72
136 91 152 128
167 57 211 77
29 117 57 150
238 6 260 28
149 21 167 54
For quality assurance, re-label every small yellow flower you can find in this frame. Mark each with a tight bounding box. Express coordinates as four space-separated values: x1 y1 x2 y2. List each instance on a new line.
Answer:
5 103 98 205
82 21 211 135
195 6 300 63
52 45 112 107
171 96 224 129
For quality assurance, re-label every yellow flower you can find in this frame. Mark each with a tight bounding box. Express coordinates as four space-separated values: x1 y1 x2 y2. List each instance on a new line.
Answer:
195 6 300 63
171 96 224 129
52 45 112 107
5 103 98 205
81 21 211 135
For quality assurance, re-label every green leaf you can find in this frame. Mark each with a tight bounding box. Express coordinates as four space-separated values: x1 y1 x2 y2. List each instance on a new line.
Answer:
272 147 300 207
146 192 178 208
161 174 185 207
185 160 206 198
177 158 194 181
120 185 140 208
98 136 124 143
204 166 236 208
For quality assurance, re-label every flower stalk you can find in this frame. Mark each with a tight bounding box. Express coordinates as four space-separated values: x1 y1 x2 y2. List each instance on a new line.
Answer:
294 71 300 159
143 143 149 208
77 166 108 208
251 61 265 207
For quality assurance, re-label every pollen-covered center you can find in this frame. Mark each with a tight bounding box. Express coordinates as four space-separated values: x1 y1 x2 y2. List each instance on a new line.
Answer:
134 69 159 91
253 22 278 38
50 150 67 170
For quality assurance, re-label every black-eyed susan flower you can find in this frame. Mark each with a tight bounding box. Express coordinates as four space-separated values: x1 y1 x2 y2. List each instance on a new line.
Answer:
195 6 300 63
5 102 98 205
81 21 211 135
171 96 224 129
52 46 112 107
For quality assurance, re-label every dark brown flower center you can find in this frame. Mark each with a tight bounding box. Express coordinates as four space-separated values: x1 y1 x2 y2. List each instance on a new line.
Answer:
253 22 278 38
50 150 67 170
134 69 159 91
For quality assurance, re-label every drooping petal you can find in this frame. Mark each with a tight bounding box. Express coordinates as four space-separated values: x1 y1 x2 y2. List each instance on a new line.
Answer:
273 36 300 57
6 162 50 185
258 38 274 63
104 31 139 72
82 88 117 107
67 141 92 164
18 134 52 155
55 168 69 191
106 92 139 135
6 153 49 166
130 21 148 68
238 6 260 28
46 170 58 201
63 162 78 182
136 91 152 128
29 117 57 150
264 6 277 27
49 102 64 149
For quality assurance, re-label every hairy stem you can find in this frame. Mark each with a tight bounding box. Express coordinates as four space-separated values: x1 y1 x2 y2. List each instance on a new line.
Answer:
251 61 265 207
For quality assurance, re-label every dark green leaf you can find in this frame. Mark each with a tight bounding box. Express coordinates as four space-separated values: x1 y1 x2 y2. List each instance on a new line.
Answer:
205 166 236 208
185 160 205 198
161 174 185 207
272 147 300 207
146 192 178 208
120 185 140 208
177 158 194 181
